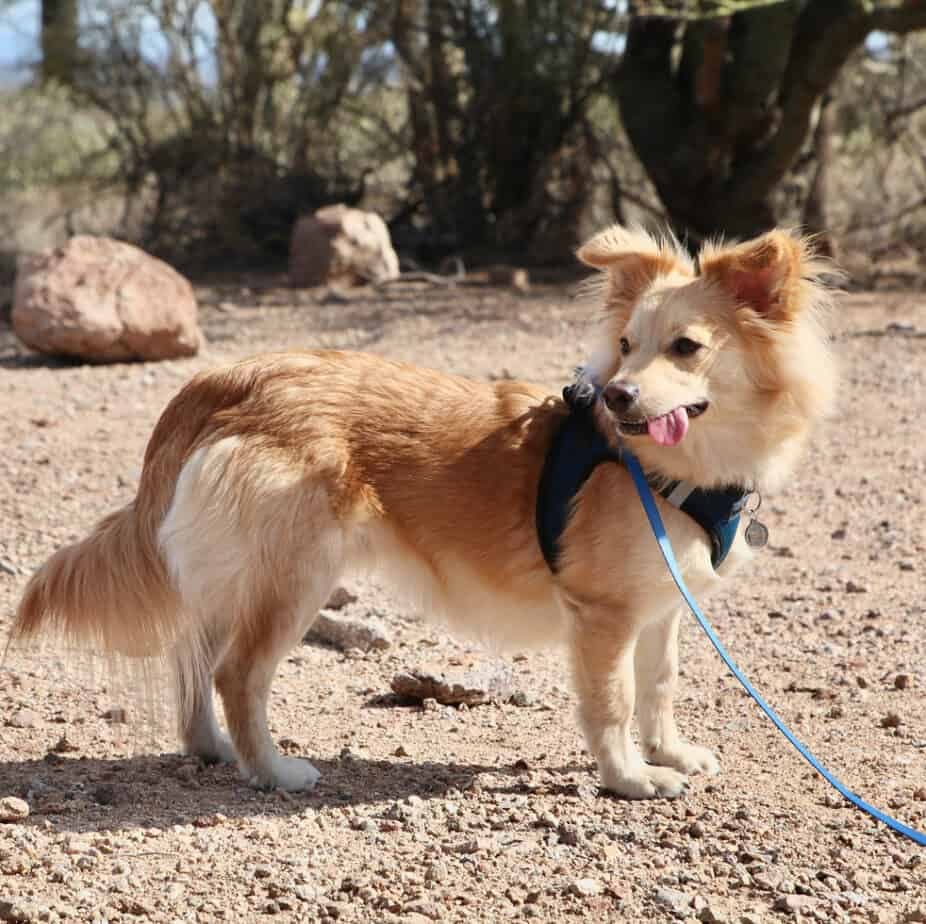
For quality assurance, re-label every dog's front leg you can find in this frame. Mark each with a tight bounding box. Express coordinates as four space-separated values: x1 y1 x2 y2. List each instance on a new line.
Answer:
572 605 688 799
635 608 720 776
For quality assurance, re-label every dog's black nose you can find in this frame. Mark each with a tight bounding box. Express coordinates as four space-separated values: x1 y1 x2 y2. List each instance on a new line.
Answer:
602 382 640 414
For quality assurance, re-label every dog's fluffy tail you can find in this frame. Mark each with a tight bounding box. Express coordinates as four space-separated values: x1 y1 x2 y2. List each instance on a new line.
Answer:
11 500 178 657
10 364 254 658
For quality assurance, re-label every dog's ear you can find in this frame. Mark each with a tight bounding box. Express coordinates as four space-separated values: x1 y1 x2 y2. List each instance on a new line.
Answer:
577 225 689 312
698 230 819 322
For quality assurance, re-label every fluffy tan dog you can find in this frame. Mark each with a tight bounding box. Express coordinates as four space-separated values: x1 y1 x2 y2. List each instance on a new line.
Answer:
11 225 837 798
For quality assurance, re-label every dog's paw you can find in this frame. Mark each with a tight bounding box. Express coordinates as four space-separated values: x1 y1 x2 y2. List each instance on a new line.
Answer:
601 765 688 800
644 741 720 776
248 756 321 792
188 732 237 766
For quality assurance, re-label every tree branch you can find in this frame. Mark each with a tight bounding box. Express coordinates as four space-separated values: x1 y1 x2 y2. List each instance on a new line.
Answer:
727 0 870 206
616 18 684 190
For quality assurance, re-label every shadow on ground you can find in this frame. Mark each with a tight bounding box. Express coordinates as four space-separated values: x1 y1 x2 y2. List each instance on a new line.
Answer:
0 751 598 835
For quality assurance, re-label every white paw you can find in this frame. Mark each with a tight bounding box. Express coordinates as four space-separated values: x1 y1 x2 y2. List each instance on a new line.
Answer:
188 732 237 766
248 756 321 792
601 764 688 800
644 740 720 776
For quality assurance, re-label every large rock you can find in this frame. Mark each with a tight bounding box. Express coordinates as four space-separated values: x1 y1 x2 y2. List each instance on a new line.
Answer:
12 236 202 362
289 204 399 288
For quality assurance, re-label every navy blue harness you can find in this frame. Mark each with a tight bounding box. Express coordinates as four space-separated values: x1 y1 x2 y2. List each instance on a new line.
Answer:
536 386 747 572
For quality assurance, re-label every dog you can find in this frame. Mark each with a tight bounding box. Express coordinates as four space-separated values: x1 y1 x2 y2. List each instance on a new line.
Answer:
10 225 837 798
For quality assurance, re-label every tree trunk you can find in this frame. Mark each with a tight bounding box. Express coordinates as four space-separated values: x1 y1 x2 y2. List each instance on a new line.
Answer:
615 2 905 242
802 95 838 259
41 0 78 86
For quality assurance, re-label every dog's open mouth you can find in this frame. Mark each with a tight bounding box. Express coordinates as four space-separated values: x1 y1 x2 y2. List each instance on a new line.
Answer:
617 401 708 447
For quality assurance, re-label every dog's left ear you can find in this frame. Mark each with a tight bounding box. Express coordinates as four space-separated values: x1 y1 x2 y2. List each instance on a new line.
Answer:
698 230 816 322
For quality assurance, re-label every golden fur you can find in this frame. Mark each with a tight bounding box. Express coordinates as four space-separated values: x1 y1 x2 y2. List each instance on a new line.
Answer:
10 225 837 797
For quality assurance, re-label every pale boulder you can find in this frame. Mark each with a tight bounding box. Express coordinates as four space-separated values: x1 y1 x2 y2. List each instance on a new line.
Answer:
289 204 400 288
12 236 202 362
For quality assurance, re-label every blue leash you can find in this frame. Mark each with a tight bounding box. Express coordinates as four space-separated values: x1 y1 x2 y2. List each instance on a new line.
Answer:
623 450 926 847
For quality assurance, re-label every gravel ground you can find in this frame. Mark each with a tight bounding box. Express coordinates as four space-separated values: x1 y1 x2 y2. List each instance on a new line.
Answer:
0 280 924 924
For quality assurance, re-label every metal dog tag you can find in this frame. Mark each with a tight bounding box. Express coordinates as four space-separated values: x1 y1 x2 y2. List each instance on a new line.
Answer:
745 518 769 549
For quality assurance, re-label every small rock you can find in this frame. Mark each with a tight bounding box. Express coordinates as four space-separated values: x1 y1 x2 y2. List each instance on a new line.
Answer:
102 707 127 724
902 910 926 924
392 745 409 757
773 895 816 915
688 820 706 838
654 887 692 914
0 559 17 576
487 265 531 293
881 712 902 728
697 904 726 923
390 662 514 706
753 870 782 892
305 611 392 653
568 878 602 898
845 580 867 593
0 797 29 822
324 587 358 610
0 899 32 922
50 735 79 754
557 822 582 846
894 674 911 690
7 709 39 729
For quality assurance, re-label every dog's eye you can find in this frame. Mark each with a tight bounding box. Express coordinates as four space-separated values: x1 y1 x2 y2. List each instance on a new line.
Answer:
671 337 702 357
619 337 631 356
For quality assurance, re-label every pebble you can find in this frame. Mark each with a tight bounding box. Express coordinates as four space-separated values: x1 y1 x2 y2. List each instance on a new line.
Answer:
697 905 726 923
654 887 692 914
0 558 18 576
324 587 358 610
7 709 39 729
773 895 816 915
391 662 514 706
0 899 32 922
880 712 902 728
305 610 392 652
0 797 29 822
894 674 911 690
569 878 603 897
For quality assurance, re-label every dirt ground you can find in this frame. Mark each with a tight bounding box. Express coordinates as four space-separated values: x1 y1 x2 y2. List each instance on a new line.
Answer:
0 279 924 924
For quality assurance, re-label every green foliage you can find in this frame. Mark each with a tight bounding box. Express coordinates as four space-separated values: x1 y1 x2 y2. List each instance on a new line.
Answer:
0 82 113 192
59 0 403 265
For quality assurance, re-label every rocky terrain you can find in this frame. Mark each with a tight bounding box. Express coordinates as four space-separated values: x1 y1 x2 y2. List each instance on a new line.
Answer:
0 280 924 923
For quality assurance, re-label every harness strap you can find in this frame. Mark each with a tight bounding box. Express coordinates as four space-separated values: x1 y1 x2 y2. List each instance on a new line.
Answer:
536 395 745 572
624 449 926 847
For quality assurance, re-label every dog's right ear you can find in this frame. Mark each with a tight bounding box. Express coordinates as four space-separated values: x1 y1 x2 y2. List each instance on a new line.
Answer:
577 225 691 313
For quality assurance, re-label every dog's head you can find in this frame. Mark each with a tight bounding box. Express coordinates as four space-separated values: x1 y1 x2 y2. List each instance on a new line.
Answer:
577 225 838 490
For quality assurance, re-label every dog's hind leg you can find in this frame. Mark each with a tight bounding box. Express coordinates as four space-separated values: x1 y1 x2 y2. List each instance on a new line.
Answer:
173 622 237 765
214 585 335 792
634 608 720 776
572 604 688 799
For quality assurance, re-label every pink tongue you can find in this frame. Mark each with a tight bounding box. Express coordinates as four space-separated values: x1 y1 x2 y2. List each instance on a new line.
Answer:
647 407 689 447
